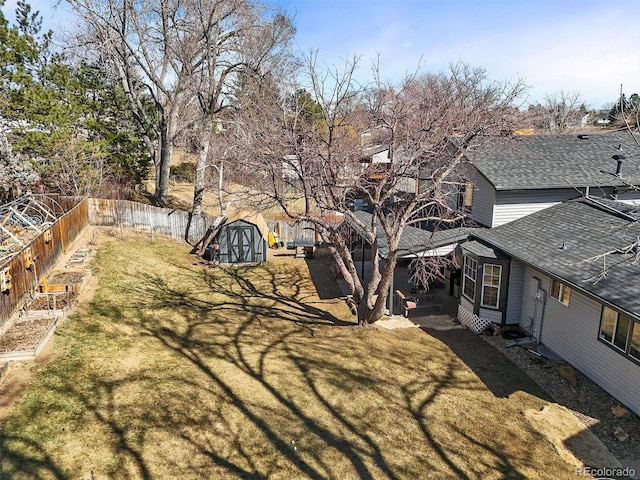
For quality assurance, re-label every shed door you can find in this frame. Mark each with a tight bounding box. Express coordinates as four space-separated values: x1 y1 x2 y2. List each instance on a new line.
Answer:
228 226 255 263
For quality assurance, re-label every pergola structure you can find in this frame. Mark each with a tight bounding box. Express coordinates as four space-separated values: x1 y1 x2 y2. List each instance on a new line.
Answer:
0 195 65 265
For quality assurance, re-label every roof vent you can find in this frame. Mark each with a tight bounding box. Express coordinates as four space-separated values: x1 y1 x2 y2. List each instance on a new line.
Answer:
613 154 625 176
577 134 590 140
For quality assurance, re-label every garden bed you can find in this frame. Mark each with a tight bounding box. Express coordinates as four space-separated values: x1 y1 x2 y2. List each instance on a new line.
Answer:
0 316 57 354
40 269 89 294
21 292 77 318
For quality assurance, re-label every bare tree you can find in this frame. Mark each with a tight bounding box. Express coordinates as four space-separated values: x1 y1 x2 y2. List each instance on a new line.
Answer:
236 58 526 325
526 90 586 133
66 0 293 207
178 4 294 218
609 92 640 132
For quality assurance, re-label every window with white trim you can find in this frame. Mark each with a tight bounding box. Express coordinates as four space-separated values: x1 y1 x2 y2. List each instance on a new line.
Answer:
599 306 640 362
481 264 501 308
462 256 477 301
551 279 571 306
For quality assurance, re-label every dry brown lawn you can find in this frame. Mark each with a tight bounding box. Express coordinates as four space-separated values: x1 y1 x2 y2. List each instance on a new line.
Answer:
0 237 583 479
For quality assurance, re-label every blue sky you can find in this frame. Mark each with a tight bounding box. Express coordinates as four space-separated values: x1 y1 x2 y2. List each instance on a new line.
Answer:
4 0 639 109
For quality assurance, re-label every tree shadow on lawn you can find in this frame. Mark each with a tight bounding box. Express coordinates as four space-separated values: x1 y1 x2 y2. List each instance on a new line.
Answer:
138 260 355 328
0 433 67 480
2 256 576 479
302 250 551 401
303 254 345 300
424 327 554 401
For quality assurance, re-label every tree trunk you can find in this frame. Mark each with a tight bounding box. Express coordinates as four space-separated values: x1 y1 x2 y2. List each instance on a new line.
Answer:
192 214 227 255
357 299 371 326
154 119 173 205
368 256 398 323
192 140 209 217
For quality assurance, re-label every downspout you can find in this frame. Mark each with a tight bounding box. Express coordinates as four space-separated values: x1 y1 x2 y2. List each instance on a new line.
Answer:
535 290 547 344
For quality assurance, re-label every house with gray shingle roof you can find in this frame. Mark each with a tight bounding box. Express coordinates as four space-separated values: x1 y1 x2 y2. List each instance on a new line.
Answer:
457 196 640 416
348 210 476 259
462 132 640 227
345 210 480 313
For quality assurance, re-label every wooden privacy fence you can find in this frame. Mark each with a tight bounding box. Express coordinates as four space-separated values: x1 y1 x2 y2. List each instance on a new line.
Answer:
87 198 215 244
267 217 343 242
0 198 89 333
1 196 346 331
87 199 347 245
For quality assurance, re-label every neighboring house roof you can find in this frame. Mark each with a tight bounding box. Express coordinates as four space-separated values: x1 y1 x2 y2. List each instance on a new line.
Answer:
468 197 640 319
464 133 640 190
348 210 481 259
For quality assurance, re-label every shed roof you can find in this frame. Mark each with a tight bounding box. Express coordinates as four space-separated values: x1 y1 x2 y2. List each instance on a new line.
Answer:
223 209 270 240
470 197 640 319
465 132 640 191
348 210 480 259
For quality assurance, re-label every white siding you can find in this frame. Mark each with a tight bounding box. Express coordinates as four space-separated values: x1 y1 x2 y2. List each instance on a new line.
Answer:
372 150 390 163
505 260 525 324
522 267 640 416
493 189 581 227
471 185 640 229
469 171 495 227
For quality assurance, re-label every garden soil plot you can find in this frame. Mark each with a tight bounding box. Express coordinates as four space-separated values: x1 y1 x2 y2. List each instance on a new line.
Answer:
27 292 77 311
46 271 86 285
0 317 56 352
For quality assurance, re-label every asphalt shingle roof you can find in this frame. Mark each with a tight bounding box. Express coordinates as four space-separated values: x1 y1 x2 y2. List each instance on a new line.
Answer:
465 133 640 190
460 240 503 259
470 197 640 318
348 210 480 258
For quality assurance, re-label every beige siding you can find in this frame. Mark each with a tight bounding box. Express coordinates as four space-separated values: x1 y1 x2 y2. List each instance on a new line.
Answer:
523 266 640 416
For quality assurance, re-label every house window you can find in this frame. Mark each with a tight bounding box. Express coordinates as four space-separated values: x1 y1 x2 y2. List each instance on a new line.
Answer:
462 256 477 301
457 183 474 210
630 323 640 361
481 264 501 308
551 280 571 306
600 306 617 343
613 315 632 351
463 183 474 207
599 306 639 360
